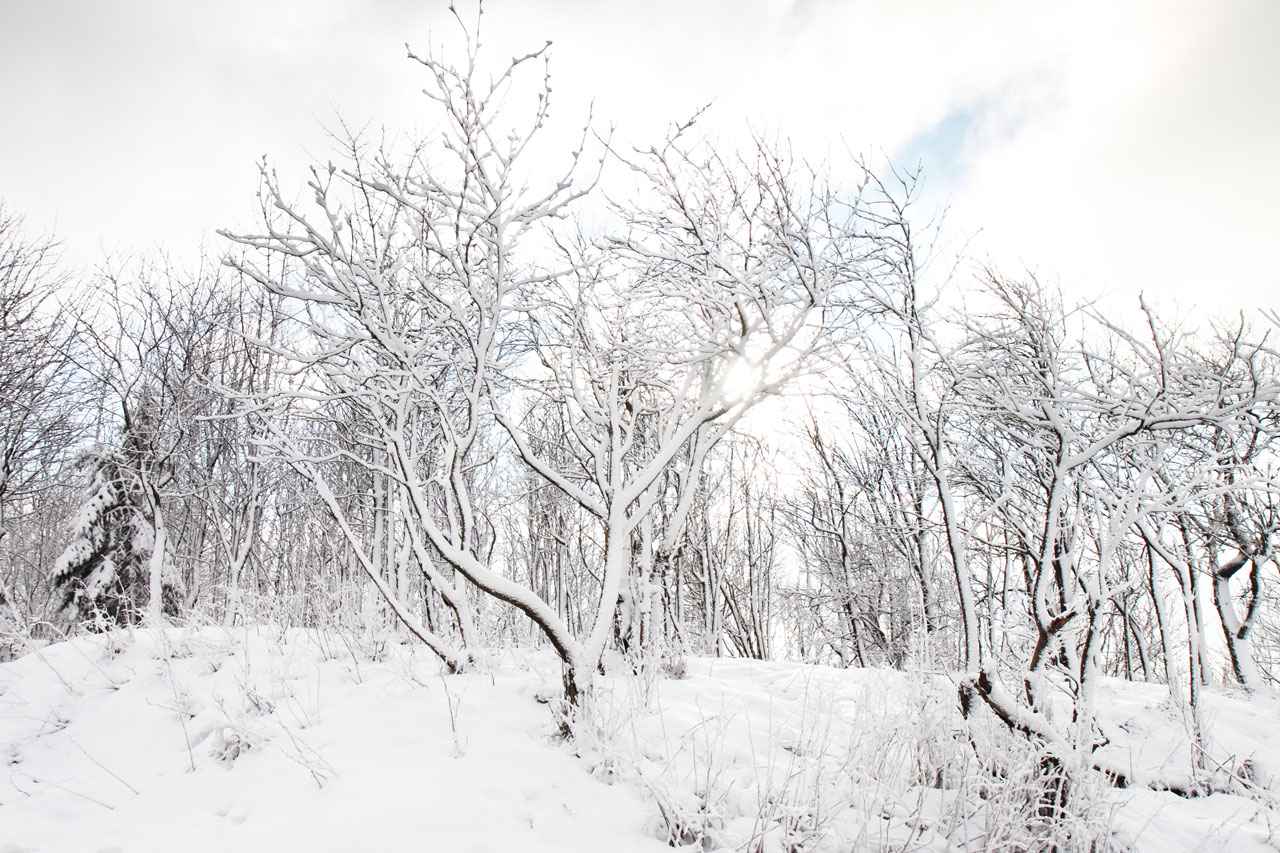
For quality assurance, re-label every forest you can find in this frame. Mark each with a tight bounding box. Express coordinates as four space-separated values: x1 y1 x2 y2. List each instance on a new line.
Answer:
2 10 1279 852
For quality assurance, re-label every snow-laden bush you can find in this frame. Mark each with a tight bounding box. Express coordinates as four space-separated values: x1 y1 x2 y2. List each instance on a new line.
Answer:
577 659 1127 852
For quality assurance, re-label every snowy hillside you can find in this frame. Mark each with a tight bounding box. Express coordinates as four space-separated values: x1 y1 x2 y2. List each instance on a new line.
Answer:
0 628 660 853
3 627 1277 852
3 5 1279 853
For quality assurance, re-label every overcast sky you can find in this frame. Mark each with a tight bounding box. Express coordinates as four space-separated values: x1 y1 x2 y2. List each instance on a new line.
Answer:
1 0 1276 317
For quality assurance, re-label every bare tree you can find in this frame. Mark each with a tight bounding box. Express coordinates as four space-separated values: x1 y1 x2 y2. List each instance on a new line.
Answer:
850 168 983 669
0 208 85 620
500 131 865 698
785 406 924 668
948 279 1279 802
223 11 598 674
52 260 234 624
1134 324 1280 691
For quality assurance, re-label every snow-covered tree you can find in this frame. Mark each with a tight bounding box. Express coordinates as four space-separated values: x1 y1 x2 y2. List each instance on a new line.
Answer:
496 132 868 699
222 9 598 673
52 438 183 626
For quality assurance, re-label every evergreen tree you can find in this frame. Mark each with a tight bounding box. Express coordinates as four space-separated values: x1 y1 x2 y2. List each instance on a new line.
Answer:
51 441 182 626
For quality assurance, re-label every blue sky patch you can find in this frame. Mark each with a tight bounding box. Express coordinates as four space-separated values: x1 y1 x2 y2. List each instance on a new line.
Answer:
896 104 984 188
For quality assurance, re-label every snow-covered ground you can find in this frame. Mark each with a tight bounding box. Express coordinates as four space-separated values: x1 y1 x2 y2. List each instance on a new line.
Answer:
0 628 661 853
2 627 1277 851
589 658 1280 851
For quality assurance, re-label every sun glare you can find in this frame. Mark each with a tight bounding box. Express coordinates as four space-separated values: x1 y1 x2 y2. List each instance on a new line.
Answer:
721 358 763 405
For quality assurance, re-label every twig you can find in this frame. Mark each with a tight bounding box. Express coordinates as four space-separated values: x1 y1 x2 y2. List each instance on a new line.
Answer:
12 771 117 810
68 735 140 795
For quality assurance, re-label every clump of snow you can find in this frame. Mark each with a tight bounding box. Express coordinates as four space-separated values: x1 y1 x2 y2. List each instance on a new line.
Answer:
3 628 1278 852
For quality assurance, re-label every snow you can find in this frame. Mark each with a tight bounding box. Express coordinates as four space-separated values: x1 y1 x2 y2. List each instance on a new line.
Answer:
3 628 1279 851
0 628 661 853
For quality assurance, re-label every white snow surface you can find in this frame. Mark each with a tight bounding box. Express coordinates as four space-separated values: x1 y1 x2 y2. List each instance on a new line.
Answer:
2 627 1278 852
0 628 661 853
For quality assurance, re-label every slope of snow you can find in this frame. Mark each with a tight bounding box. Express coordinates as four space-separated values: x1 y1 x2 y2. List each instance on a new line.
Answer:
2 627 1278 852
0 627 662 853
586 658 1280 851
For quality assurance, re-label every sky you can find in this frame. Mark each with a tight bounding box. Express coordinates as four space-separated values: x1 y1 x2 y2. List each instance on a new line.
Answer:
1 0 1276 318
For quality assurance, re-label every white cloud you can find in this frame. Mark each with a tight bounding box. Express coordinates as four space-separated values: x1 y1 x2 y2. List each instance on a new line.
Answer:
0 0 1273 315
937 0 1279 315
